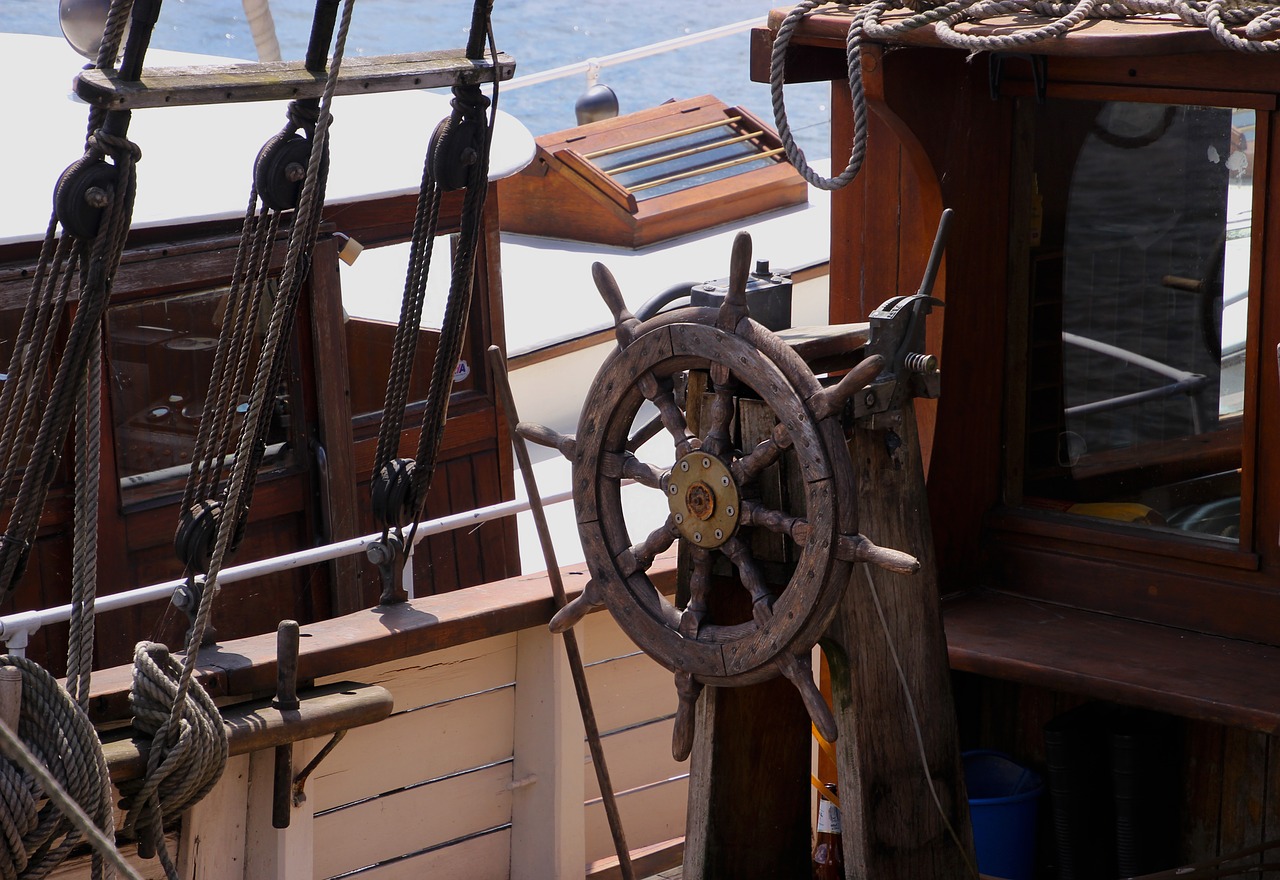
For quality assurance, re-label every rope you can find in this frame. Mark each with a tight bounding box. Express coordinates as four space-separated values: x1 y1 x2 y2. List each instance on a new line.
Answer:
119 644 226 878
769 0 1280 190
0 658 116 880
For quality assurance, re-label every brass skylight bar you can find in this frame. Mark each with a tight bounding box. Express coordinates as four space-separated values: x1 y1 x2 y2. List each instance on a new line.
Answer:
626 148 784 193
583 116 745 160
604 130 766 177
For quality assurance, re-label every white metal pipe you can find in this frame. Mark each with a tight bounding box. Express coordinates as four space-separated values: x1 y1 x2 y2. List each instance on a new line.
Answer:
0 487 577 649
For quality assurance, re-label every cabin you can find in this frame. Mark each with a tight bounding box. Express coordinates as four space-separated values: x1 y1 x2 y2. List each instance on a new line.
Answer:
755 7 1280 875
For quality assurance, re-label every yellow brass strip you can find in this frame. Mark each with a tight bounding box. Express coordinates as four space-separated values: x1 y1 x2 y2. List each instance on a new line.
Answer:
582 116 744 160
626 148 783 193
604 130 764 176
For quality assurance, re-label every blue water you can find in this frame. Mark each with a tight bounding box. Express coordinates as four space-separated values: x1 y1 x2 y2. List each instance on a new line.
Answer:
5 0 831 154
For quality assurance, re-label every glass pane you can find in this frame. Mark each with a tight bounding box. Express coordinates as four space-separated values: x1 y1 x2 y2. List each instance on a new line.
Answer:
590 121 778 202
106 288 293 501
1022 100 1253 543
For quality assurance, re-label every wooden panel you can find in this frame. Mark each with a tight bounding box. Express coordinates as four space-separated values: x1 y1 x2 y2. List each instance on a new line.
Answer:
585 652 677 735
345 826 511 880
587 717 685 801
584 777 688 864
76 49 515 109
323 634 518 714
314 762 513 877
308 686 515 812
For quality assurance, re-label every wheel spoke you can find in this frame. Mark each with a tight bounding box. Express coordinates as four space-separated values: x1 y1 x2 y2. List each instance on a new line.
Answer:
671 671 704 762
516 422 575 461
627 412 664 452
679 547 713 638
549 578 604 634
714 231 753 333
740 499 811 546
721 535 774 627
638 371 695 458
599 450 666 490
775 649 838 744
593 262 642 348
701 372 736 459
731 422 792 485
620 517 680 577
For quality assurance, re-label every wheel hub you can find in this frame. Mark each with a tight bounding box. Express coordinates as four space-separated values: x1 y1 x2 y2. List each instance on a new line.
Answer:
667 452 738 548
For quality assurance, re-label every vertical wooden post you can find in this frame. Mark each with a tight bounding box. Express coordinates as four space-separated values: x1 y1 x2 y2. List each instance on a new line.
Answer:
511 624 586 880
682 677 813 880
0 668 21 733
179 753 251 880
245 740 319 878
825 401 975 879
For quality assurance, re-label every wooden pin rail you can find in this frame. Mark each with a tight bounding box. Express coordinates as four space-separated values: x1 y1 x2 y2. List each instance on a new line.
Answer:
100 680 393 784
74 48 516 110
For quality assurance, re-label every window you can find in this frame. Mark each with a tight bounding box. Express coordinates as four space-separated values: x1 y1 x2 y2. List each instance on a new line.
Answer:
1018 98 1254 545
106 286 294 502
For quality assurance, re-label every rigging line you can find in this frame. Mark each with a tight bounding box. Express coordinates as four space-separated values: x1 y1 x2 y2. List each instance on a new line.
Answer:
404 18 502 536
862 562 981 879
0 673 136 880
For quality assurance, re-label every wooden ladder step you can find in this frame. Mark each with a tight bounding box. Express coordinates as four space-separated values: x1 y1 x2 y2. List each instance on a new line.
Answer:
74 48 515 110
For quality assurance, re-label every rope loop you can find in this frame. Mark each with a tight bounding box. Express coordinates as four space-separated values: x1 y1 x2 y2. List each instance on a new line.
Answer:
86 130 142 165
285 99 323 133
119 643 227 852
768 0 1280 190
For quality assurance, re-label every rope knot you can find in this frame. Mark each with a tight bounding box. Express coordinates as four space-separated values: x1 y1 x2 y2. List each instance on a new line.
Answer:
285 99 323 132
120 642 227 859
86 130 142 164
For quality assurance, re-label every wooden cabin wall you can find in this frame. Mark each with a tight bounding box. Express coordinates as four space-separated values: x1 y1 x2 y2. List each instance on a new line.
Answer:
953 673 1280 876
0 191 519 671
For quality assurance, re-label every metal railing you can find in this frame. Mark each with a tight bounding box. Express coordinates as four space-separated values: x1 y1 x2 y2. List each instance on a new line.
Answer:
0 487 574 656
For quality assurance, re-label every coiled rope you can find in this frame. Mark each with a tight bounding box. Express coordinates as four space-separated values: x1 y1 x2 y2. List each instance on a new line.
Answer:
770 0 1280 190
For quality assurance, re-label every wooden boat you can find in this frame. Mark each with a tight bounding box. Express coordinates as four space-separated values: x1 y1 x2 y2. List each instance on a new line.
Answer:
0 9 828 878
12 0 1280 876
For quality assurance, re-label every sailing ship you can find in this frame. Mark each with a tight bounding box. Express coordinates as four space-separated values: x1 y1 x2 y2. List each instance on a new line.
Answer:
5 0 1280 877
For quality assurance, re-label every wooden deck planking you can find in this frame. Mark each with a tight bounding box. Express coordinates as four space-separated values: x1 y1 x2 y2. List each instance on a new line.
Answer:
314 762 513 877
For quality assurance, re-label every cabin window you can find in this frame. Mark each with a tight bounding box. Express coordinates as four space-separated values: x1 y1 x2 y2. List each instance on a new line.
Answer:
106 287 295 503
1017 97 1255 546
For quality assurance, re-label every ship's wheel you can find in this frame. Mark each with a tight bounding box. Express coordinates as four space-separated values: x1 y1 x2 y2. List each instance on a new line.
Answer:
522 232 919 760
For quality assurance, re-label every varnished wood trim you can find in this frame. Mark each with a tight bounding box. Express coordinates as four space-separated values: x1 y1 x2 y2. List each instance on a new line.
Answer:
987 506 1260 572
945 589 1280 734
102 680 392 783
86 549 679 723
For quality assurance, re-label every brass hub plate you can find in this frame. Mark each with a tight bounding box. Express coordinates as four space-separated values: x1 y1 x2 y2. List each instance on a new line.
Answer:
666 452 739 549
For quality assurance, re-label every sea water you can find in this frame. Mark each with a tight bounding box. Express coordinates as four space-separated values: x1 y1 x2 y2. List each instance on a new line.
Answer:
5 0 831 155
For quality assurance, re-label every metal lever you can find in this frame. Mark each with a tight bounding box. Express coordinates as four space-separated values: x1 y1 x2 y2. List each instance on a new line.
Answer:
272 620 300 829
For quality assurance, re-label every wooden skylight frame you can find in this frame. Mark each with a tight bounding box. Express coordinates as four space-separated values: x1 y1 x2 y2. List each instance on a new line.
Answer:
500 95 807 248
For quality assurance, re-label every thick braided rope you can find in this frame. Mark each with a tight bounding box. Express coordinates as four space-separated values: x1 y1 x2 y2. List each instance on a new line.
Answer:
0 131 140 604
124 7 356 875
0 658 116 880
120 644 225 878
769 0 1280 191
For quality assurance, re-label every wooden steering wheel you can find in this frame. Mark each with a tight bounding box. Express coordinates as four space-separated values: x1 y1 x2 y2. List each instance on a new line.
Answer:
522 233 918 760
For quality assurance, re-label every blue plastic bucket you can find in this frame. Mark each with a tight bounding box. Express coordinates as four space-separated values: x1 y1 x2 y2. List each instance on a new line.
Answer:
964 750 1044 880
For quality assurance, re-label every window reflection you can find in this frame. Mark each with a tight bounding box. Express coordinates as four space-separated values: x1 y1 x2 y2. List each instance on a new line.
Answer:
1022 100 1252 543
107 288 292 500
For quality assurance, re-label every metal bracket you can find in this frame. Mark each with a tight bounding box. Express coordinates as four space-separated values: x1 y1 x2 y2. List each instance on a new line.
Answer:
989 53 1047 103
368 532 409 605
